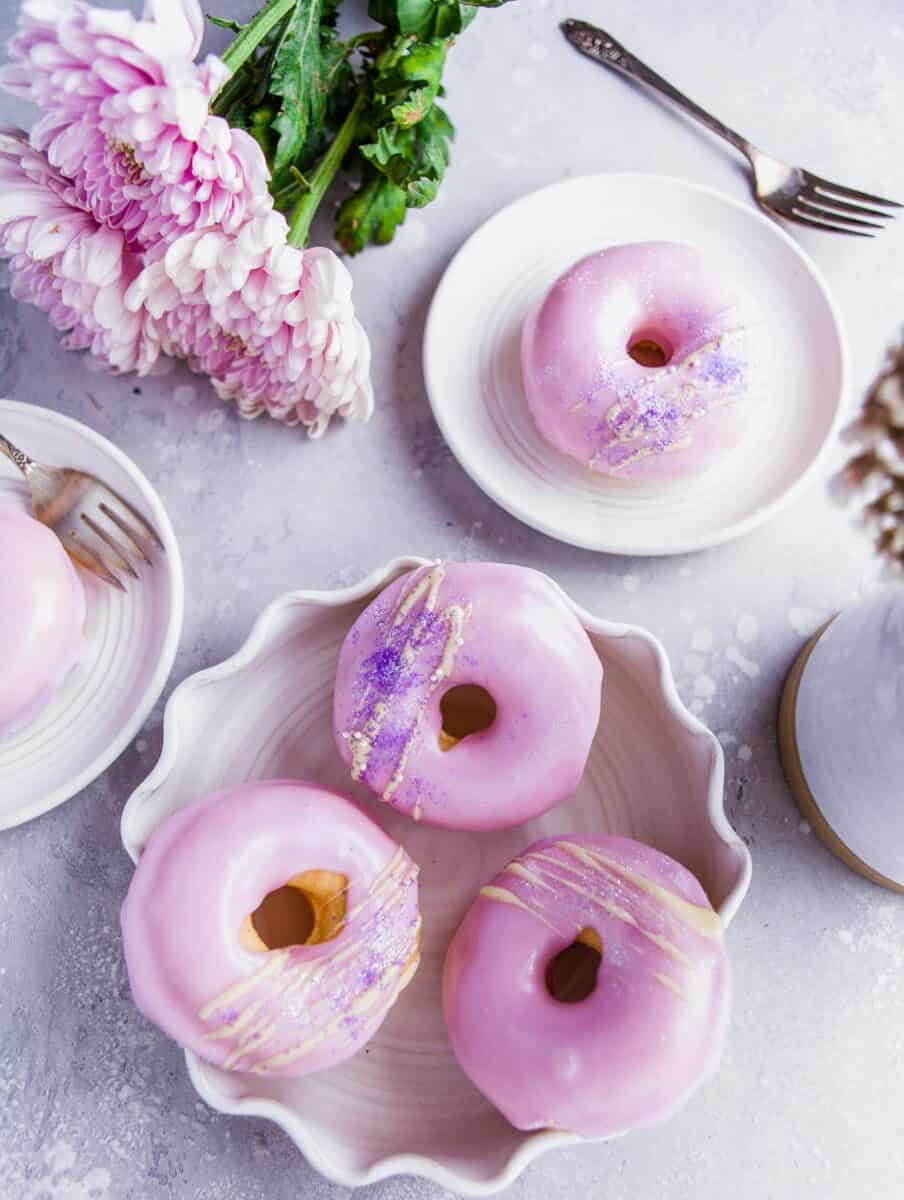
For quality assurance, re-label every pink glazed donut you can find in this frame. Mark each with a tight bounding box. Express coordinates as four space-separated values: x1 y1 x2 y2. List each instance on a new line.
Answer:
443 834 731 1137
333 562 602 830
521 241 769 481
0 505 86 739
121 780 421 1078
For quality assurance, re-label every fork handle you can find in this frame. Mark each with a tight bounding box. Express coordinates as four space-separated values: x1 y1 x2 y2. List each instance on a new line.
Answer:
562 20 752 158
0 432 33 476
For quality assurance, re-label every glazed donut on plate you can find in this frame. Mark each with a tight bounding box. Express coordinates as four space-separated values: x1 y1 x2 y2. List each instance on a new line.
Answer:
333 561 603 831
443 834 730 1137
520 241 769 481
0 504 86 739
121 779 421 1077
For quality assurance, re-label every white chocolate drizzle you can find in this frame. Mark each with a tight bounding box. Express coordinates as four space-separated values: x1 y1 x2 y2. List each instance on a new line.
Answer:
198 952 286 1022
556 841 722 940
478 841 723 998
639 929 695 969
650 970 686 997
346 702 387 782
505 862 556 892
479 885 562 932
588 327 757 473
342 563 470 817
198 847 420 1075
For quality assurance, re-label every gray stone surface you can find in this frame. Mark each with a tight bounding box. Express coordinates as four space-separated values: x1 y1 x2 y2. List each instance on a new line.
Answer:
1 0 903 1196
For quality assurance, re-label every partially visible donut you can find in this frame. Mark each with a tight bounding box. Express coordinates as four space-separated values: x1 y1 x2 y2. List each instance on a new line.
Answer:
333 561 603 831
0 505 86 739
443 834 731 1137
121 780 421 1077
521 241 768 481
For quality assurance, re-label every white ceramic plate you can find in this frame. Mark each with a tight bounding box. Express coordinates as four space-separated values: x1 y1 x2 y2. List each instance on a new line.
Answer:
0 400 184 829
424 173 847 555
121 558 751 1195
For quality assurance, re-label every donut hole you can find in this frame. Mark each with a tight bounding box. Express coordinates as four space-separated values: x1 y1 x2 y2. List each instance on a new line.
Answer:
545 927 602 1004
438 684 497 752
240 870 347 952
627 331 672 368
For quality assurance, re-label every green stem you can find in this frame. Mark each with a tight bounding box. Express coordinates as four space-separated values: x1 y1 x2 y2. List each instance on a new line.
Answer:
220 0 296 73
287 89 367 248
341 31 381 53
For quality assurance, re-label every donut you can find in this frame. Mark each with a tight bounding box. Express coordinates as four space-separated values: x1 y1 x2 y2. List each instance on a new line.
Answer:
443 834 731 1136
0 505 86 739
121 779 421 1077
520 241 768 481
333 561 602 830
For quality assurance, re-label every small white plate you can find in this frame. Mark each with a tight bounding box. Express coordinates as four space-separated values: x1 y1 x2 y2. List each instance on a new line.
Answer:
424 173 847 556
121 558 751 1195
0 400 184 829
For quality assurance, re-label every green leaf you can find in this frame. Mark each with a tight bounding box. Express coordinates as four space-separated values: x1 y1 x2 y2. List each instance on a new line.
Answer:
398 0 465 38
360 125 412 179
391 85 436 127
367 0 489 37
336 175 408 253
270 0 332 175
395 0 436 35
360 100 453 196
336 96 452 253
417 101 453 176
290 30 357 171
367 0 400 27
405 176 438 206
373 37 448 126
210 0 510 253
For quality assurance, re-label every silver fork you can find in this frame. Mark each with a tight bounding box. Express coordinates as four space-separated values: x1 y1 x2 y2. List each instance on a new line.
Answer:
0 431 164 591
562 19 901 237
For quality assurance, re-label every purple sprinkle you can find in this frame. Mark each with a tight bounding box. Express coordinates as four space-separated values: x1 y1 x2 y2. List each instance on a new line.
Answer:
359 963 380 988
366 645 403 692
700 352 744 387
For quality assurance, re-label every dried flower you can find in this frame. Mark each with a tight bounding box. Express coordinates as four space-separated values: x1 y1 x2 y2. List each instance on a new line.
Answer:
845 337 904 568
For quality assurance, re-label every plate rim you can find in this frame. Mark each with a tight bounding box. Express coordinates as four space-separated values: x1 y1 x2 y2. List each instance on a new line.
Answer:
423 171 849 556
0 398 185 829
120 556 752 1194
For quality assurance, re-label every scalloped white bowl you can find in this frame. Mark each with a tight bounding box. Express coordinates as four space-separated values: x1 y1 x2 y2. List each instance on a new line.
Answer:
120 558 752 1194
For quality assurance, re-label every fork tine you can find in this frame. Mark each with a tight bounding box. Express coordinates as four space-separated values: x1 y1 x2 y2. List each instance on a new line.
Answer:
791 201 884 232
63 531 126 592
800 186 891 221
805 172 902 210
99 502 153 565
82 514 140 579
784 207 876 238
110 493 165 551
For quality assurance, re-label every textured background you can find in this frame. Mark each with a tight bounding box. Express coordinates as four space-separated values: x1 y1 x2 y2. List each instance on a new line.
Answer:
1 0 903 1197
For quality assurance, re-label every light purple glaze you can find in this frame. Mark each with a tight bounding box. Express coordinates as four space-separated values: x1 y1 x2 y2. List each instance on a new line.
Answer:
0 504 86 739
443 834 731 1137
121 780 421 1078
521 242 768 481
332 562 603 831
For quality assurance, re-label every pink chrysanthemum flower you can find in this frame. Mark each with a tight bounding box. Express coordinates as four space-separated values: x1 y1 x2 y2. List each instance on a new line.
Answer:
0 0 374 432
0 0 270 246
127 214 373 434
0 131 161 372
